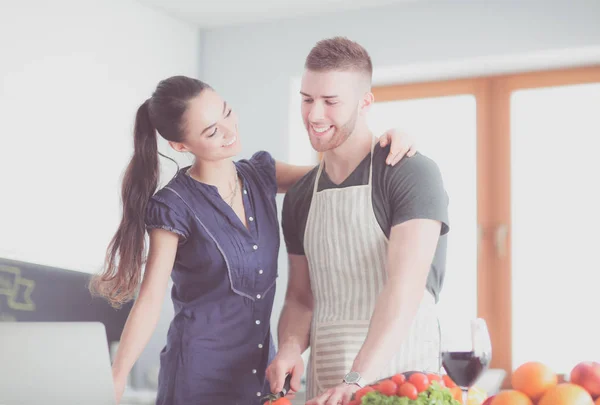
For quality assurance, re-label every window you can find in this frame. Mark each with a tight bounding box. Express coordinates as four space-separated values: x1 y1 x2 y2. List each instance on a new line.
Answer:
373 66 600 384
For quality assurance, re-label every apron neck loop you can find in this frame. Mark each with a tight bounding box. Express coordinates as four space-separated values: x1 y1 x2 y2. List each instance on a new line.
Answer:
312 135 377 196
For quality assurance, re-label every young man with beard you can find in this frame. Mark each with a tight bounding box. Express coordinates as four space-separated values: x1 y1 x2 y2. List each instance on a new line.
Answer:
267 37 450 405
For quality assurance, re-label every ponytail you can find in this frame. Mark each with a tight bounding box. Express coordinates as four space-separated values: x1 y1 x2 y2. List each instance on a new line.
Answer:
90 100 159 308
90 76 211 307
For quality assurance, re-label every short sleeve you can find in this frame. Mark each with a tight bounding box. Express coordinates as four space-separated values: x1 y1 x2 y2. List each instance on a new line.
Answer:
387 153 450 235
282 191 305 255
145 197 191 241
249 151 278 196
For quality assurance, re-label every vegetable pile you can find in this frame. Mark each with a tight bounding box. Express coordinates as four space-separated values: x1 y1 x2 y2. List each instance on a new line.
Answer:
348 372 487 405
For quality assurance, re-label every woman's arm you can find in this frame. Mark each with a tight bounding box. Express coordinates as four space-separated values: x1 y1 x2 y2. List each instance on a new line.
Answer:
110 228 179 403
275 161 315 193
274 129 417 193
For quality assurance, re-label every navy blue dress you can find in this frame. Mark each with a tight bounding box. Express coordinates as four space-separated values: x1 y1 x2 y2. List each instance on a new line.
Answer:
145 151 280 405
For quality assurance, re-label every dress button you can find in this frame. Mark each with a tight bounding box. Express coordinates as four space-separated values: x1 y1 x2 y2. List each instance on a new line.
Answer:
258 269 263 275
256 392 261 396
258 344 263 349
252 369 257 374
255 320 261 325
253 245 258 250
249 216 254 222
244 189 248 195
256 294 261 299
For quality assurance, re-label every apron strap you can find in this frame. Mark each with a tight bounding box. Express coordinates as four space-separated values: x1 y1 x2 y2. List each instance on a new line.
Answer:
367 135 376 187
312 135 377 196
312 160 324 197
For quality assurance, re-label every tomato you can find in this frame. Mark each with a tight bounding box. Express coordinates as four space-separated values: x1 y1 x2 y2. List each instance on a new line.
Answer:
354 386 374 402
397 382 419 400
427 373 444 387
376 379 398 396
408 372 430 393
443 374 458 388
391 373 406 386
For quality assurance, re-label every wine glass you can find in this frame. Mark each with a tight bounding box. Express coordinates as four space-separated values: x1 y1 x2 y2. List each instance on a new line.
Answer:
441 318 492 403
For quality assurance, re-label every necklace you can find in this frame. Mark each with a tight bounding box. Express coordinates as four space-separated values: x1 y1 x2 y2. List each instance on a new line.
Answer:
224 175 239 207
186 166 239 207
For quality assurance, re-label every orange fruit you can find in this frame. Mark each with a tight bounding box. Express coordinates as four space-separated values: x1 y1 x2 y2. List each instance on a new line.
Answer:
449 387 463 402
595 397 600 405
491 390 533 405
511 361 558 401
538 383 594 405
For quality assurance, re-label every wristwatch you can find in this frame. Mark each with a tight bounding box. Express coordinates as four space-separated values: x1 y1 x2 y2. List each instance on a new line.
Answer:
343 371 366 388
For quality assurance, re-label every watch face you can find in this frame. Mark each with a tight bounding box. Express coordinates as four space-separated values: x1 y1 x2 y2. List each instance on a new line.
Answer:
345 371 360 383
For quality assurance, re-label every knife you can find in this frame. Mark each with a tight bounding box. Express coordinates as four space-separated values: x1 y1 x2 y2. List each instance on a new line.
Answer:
260 373 292 404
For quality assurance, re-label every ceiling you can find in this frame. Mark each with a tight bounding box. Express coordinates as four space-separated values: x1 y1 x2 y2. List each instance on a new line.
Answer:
135 0 419 28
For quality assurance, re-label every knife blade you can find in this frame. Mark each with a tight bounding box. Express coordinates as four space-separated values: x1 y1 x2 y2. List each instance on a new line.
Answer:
260 373 292 404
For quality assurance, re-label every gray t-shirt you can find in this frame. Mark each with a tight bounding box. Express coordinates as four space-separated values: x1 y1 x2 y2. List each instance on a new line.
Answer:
282 144 450 302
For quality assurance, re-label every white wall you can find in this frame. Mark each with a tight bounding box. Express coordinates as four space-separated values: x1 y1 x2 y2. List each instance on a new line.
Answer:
0 0 200 273
198 0 600 344
0 0 201 389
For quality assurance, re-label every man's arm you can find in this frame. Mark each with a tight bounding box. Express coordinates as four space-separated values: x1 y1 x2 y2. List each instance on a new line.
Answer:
278 254 313 353
351 218 442 383
266 254 314 393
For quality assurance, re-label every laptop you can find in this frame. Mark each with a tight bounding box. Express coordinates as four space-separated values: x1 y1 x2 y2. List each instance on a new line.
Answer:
0 322 116 405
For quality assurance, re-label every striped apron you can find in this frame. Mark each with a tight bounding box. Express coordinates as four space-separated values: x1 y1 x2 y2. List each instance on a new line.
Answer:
304 139 441 399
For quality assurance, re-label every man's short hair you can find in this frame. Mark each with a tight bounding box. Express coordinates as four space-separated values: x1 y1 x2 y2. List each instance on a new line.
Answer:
305 36 373 83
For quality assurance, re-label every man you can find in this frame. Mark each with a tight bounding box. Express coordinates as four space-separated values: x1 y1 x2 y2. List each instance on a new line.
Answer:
266 37 450 405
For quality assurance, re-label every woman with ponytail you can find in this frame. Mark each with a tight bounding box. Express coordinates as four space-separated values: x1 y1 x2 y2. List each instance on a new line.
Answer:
90 75 416 405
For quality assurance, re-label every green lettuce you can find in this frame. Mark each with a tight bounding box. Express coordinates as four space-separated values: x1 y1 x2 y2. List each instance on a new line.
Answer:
360 382 462 405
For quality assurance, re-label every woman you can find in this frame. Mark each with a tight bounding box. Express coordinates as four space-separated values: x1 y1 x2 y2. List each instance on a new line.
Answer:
90 75 416 405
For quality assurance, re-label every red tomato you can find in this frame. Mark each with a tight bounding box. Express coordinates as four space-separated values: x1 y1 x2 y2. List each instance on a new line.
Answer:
391 373 406 386
397 382 419 400
408 373 430 393
355 386 374 402
443 374 457 388
427 373 444 386
376 379 398 396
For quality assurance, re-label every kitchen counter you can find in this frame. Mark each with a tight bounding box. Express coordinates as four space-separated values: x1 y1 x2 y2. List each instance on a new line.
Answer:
120 368 505 404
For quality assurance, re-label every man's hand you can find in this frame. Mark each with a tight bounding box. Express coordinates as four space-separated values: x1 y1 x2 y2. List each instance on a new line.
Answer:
306 383 360 405
265 344 304 395
378 128 417 166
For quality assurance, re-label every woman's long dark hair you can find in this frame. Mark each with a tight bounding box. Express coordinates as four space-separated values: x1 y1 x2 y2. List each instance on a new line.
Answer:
90 76 211 308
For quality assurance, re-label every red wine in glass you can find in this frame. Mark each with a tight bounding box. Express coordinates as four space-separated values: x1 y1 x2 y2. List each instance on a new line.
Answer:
441 318 492 403
442 350 491 387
